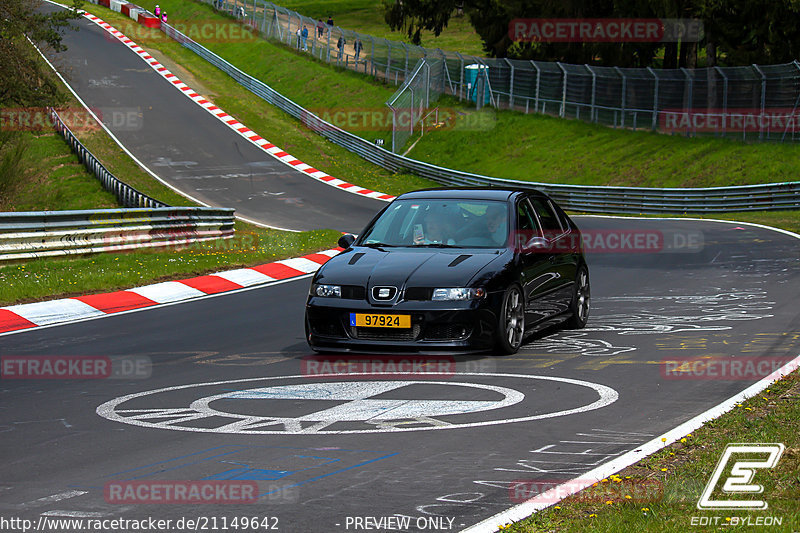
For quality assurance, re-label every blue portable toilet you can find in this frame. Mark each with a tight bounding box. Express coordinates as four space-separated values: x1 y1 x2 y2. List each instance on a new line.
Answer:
464 64 491 105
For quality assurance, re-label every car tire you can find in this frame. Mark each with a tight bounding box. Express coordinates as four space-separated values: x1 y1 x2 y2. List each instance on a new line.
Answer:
566 265 590 329
495 284 525 355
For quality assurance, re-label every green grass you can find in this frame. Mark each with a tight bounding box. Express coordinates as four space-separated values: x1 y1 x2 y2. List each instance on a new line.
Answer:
410 108 800 188
0 129 119 211
504 370 800 532
270 0 486 56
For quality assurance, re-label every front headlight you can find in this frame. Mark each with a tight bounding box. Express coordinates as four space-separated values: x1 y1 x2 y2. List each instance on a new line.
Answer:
311 284 341 298
432 288 485 301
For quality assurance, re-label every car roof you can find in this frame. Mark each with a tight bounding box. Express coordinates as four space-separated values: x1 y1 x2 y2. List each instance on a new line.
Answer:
396 187 547 202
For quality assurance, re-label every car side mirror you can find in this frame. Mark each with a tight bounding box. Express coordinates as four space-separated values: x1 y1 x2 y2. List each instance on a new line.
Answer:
338 234 356 249
523 236 550 253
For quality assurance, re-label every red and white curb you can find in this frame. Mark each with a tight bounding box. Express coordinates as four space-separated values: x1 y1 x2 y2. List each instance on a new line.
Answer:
81 11 395 202
0 248 340 335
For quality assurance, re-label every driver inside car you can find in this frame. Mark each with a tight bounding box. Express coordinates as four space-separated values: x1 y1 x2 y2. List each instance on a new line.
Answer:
414 211 456 245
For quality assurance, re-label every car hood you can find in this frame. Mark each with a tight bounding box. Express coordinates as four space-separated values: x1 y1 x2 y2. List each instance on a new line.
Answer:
316 247 507 289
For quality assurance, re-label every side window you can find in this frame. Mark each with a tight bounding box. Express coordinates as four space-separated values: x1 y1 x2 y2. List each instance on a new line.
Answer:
517 200 537 232
529 197 563 238
516 199 541 248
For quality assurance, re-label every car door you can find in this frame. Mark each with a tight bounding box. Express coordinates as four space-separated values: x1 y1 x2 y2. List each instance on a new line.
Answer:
528 196 577 314
516 197 561 323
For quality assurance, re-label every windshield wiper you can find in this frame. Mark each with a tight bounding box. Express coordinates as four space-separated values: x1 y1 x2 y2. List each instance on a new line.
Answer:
360 242 397 248
415 243 461 248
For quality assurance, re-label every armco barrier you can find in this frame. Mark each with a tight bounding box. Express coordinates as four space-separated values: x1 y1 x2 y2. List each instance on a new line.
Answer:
0 207 235 261
49 108 167 209
157 23 800 214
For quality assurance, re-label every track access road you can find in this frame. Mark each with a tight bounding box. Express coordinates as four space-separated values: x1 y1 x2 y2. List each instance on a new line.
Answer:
1 217 798 532
40 3 384 232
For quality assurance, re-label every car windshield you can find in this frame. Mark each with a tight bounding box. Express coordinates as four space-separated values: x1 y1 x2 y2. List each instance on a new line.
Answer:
358 199 509 249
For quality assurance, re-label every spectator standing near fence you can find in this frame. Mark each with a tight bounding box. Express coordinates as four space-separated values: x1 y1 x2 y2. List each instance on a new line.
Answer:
301 25 309 51
317 19 324 38
161 10 167 22
337 35 345 59
296 27 301 49
326 15 334 27
354 38 362 61
154 4 160 16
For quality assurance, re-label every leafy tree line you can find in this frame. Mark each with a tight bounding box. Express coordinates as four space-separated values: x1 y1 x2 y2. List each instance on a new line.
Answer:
0 0 82 107
384 0 800 68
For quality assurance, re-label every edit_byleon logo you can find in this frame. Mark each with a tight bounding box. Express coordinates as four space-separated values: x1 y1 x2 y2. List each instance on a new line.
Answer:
697 443 784 510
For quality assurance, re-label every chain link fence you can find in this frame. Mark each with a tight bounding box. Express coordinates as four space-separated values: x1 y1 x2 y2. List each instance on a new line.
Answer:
206 0 800 149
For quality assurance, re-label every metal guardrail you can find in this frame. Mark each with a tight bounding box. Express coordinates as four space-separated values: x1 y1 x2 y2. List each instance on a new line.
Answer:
49 108 168 208
159 22 800 214
0 110 237 261
0 207 236 261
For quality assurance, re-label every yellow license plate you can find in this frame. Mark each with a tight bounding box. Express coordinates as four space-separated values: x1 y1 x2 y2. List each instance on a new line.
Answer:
350 313 410 328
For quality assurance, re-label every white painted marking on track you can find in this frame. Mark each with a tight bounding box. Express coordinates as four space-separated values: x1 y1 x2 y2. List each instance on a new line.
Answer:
41 511 109 518
96 373 618 434
20 491 87 509
461 354 800 533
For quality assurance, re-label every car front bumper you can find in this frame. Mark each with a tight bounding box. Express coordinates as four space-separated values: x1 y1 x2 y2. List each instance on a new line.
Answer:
305 295 502 354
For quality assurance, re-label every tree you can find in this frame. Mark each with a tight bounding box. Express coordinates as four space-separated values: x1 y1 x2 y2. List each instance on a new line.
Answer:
383 0 461 45
0 0 83 107
382 0 800 68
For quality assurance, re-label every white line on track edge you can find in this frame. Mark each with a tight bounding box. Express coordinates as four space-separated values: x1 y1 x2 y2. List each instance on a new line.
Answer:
462 216 800 532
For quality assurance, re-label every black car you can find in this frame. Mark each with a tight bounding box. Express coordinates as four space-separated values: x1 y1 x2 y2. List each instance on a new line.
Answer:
305 188 590 354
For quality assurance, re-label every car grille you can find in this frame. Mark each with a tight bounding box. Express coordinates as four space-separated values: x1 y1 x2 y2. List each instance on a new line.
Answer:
341 285 366 300
350 325 421 341
403 287 432 301
423 324 472 341
310 321 347 338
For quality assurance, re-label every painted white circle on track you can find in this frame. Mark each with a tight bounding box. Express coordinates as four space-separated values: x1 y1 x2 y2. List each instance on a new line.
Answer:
96 373 618 434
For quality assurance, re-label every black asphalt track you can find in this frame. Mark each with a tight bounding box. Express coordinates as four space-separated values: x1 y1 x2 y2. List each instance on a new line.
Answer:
1 217 798 531
40 4 383 232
